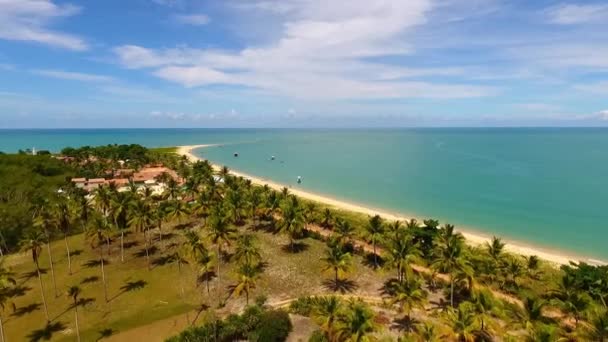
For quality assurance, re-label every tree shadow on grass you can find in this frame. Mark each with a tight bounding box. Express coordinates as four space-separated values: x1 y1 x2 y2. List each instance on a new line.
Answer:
156 232 176 242
281 241 309 254
152 254 174 267
391 316 421 332
7 285 32 298
71 249 83 257
97 328 114 341
123 241 139 249
174 222 195 231
109 279 147 302
190 303 210 326
362 253 385 269
11 303 41 318
82 259 109 268
322 279 358 294
26 321 66 342
20 268 47 281
133 245 158 258
81 276 100 285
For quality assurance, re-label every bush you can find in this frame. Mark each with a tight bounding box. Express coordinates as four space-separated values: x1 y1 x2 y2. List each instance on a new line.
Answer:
308 330 329 342
249 309 292 342
289 296 316 316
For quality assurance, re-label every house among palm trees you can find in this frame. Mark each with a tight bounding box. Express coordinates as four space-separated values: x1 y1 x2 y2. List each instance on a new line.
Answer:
71 165 180 194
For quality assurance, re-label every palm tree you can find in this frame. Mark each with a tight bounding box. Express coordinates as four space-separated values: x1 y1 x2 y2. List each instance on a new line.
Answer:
0 259 16 342
86 216 112 302
583 308 608 342
225 188 246 225
336 300 378 341
54 198 76 275
513 296 546 330
385 231 421 283
470 289 499 334
207 207 236 298
197 250 214 294
443 303 481 342
322 244 352 285
334 219 355 247
168 200 190 226
129 199 153 269
94 185 112 216
321 208 334 229
20 229 49 321
66 285 82 342
304 202 318 228
233 262 260 305
110 191 132 263
33 207 58 297
233 234 261 266
279 196 305 250
364 215 385 267
432 227 471 307
551 275 592 326
414 321 443 342
183 230 207 261
312 296 342 341
486 236 505 264
389 278 428 331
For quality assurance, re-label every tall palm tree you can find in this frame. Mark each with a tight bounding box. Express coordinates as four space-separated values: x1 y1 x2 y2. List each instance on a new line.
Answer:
279 196 305 250
66 285 82 342
54 198 76 275
197 250 214 295
129 199 154 269
86 216 112 302
168 200 190 225
0 259 16 342
33 206 58 297
432 227 472 307
233 234 261 266
233 262 260 305
94 185 112 216
312 296 342 341
182 230 207 261
551 274 592 327
414 321 443 342
322 244 352 285
583 308 608 342
321 208 334 229
389 278 428 331
470 289 500 334
486 236 505 265
334 219 355 247
304 202 318 228
20 229 49 321
336 300 378 341
385 231 421 283
513 296 546 330
364 215 385 267
225 188 246 225
110 191 132 263
207 208 236 299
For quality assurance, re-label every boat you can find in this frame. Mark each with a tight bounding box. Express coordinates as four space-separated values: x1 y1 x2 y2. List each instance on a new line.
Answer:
234 152 239 157
297 176 302 184
271 155 275 160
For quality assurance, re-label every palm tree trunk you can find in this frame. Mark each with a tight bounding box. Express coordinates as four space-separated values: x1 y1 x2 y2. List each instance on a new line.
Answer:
178 258 184 296
74 301 81 342
335 268 338 284
217 245 221 300
106 236 111 255
144 228 150 270
120 230 124 263
100 248 108 303
246 289 249 306
0 315 5 342
46 241 58 297
373 240 377 267
64 233 72 275
450 277 455 307
36 262 50 322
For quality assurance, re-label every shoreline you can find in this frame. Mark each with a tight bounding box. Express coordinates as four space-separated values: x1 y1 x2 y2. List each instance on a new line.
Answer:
176 144 603 266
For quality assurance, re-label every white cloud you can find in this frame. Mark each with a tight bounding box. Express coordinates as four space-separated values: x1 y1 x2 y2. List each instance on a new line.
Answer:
114 0 496 100
31 69 115 82
574 81 608 95
546 3 608 25
174 14 210 26
597 110 608 121
0 0 87 50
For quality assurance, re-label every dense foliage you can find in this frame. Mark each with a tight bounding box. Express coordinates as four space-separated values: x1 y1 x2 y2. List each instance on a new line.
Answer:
166 305 292 342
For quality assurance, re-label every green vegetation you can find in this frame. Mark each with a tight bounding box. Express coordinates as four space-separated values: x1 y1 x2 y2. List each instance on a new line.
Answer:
0 144 607 341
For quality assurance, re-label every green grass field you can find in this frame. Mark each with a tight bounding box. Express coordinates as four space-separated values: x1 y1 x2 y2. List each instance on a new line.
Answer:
3 219 387 341
149 147 178 154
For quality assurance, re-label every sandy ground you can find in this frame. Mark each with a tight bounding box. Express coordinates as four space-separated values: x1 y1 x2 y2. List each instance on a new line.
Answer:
176 145 602 266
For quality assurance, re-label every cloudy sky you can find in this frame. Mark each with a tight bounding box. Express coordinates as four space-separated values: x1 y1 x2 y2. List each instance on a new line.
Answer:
0 0 607 128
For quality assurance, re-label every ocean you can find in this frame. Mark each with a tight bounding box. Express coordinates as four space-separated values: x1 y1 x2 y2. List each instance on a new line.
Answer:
1 128 607 260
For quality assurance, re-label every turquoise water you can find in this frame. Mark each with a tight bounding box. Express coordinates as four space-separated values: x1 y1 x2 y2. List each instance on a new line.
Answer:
1 128 607 260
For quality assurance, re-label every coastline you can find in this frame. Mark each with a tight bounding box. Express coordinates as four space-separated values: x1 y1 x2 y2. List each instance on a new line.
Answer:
176 144 601 266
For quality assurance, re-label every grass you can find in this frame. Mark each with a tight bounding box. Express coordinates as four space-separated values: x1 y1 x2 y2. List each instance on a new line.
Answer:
3 219 390 341
149 147 178 154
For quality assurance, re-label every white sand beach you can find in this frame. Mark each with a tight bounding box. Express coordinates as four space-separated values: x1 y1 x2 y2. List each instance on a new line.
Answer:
177 144 600 266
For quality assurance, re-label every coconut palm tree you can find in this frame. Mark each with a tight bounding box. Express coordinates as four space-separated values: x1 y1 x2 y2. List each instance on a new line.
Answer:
197 250 214 295
233 234 261 266
414 321 443 342
513 296 546 330
168 200 190 226
0 259 16 342
322 243 352 285
86 216 112 302
110 191 132 263
66 285 82 342
486 236 505 265
389 278 428 331
225 188 246 225
233 262 260 305
129 199 154 269
385 231 421 283
334 219 355 247
583 308 608 342
470 289 500 334
336 300 378 341
551 275 592 327
321 208 334 229
312 296 342 341
364 215 385 267
432 227 472 307
33 206 58 297
278 196 305 251
94 185 112 216
183 230 207 261
19 229 49 321
443 303 482 342
54 198 77 275
207 207 236 298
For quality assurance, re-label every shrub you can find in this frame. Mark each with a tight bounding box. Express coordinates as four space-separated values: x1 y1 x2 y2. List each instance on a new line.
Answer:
289 296 316 316
249 309 292 342
308 330 329 342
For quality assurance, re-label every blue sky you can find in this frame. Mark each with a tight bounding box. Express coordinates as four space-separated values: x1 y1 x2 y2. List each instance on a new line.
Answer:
0 0 607 128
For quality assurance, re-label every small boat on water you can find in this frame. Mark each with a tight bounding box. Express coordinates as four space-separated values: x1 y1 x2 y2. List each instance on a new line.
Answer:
234 152 239 157
271 155 275 160
297 176 302 184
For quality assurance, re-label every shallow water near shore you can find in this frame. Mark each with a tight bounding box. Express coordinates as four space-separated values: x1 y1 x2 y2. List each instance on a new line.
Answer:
2 128 607 260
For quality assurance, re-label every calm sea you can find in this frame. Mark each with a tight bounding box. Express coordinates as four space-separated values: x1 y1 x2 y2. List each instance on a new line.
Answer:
1 128 607 260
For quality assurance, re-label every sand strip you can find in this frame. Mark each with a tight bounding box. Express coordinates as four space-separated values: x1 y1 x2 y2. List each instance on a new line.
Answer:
176 145 603 266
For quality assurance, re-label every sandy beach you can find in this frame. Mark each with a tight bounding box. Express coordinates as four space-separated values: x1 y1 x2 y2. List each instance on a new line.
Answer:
177 144 600 266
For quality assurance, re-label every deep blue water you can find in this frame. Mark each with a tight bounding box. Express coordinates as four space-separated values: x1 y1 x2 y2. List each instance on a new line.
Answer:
1 128 607 260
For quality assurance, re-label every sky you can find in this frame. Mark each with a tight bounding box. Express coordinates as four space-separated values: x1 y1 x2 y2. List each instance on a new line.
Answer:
0 0 607 128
